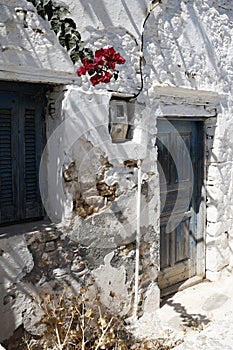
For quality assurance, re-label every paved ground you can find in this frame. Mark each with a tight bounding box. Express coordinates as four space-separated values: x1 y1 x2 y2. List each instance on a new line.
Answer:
133 274 233 349
161 275 233 349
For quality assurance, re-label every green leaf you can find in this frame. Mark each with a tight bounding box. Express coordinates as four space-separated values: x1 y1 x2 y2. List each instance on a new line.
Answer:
44 1 53 21
66 35 79 49
70 49 81 63
36 4 46 19
50 18 61 34
63 17 76 29
71 30 81 41
82 48 94 60
58 35 66 47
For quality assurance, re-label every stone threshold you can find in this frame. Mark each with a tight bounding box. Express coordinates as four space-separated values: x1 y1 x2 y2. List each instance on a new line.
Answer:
161 276 205 298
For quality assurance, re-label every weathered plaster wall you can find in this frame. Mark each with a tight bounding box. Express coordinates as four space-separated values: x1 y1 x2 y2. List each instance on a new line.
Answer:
0 0 75 83
1 0 233 343
41 84 161 311
57 0 233 279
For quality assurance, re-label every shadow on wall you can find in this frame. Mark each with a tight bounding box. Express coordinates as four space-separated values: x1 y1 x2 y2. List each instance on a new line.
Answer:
0 217 135 348
42 88 154 228
205 108 233 275
78 0 147 32
0 220 87 345
0 2 73 75
0 234 34 342
143 0 233 89
0 221 60 343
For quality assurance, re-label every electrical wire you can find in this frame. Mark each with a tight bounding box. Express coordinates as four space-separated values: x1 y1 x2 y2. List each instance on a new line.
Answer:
131 0 162 100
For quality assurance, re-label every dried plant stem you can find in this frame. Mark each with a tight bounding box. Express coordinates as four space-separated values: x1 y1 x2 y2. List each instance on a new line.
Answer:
81 303 85 350
94 317 113 350
24 337 31 350
55 324 63 350
62 313 74 347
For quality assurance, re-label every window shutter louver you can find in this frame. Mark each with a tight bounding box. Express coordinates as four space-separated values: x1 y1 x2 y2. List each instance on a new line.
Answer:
0 107 15 223
24 108 42 218
0 83 46 225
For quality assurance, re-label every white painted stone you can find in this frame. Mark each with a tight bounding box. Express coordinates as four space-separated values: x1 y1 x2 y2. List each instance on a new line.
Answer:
0 236 34 289
206 222 227 237
0 236 35 341
206 205 220 223
206 245 230 273
92 252 131 315
39 0 233 281
142 282 160 313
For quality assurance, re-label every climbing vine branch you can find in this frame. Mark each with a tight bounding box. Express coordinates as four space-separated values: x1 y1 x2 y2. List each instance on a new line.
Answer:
26 0 93 63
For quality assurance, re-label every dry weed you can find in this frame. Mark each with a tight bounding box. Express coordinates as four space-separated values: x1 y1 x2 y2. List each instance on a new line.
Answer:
23 289 175 350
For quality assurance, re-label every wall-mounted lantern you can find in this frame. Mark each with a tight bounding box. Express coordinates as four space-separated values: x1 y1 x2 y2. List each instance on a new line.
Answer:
109 100 129 142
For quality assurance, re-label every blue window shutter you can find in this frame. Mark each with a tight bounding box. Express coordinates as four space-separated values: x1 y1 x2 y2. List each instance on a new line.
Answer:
0 84 46 225
23 105 43 219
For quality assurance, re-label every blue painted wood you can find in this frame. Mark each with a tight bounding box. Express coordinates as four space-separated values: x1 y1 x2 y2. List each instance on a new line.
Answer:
0 82 47 225
157 119 204 290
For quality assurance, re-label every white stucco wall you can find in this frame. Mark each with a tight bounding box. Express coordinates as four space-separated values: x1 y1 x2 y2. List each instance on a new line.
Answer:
0 0 75 83
1 0 233 343
57 0 233 280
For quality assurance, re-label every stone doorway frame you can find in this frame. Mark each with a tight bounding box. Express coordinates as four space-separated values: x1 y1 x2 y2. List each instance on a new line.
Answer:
152 86 219 294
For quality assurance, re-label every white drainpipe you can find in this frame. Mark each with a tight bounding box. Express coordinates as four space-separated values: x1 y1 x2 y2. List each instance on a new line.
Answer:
134 159 142 318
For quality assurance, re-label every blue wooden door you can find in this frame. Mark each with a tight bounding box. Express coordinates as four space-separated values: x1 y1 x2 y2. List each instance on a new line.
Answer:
157 119 203 294
0 82 46 225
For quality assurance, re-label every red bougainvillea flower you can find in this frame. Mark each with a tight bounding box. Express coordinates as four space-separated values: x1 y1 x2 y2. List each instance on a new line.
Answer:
101 71 112 83
95 48 105 58
77 46 126 86
103 47 126 64
77 66 86 76
93 56 105 66
90 71 112 86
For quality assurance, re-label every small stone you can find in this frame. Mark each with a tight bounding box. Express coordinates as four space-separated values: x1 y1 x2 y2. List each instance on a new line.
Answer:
82 188 99 197
41 252 49 262
85 196 105 208
76 207 88 218
71 260 86 273
3 294 15 305
99 190 113 197
53 268 68 278
45 241 56 252
86 206 95 216
39 230 61 243
97 183 108 191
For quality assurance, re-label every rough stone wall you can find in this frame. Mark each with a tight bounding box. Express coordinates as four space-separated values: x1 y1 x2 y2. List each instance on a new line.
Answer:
0 223 102 343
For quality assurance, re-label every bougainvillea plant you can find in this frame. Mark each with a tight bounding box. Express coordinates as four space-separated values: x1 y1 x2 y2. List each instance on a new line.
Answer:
77 47 126 86
27 1 126 86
